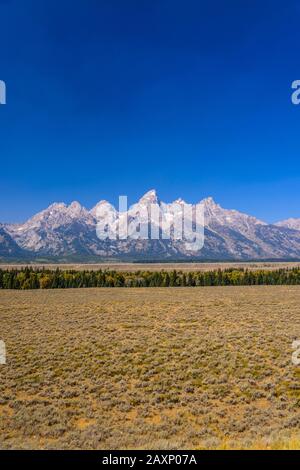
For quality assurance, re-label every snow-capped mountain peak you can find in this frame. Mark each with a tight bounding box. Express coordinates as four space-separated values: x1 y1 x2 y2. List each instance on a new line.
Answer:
172 198 186 205
69 200 82 211
90 200 116 218
201 196 219 206
138 189 159 205
2 190 300 260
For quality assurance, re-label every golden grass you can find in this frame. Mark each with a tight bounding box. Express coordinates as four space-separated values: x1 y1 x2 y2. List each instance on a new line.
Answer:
0 286 300 449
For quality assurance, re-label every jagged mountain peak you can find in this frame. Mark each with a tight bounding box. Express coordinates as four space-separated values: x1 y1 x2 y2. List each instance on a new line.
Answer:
37 201 89 220
47 202 67 211
90 200 116 218
172 198 186 205
138 189 159 205
199 197 266 224
200 196 221 211
69 200 81 210
202 196 218 205
2 190 300 260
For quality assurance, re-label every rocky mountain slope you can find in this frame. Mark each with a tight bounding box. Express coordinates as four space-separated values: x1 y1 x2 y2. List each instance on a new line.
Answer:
1 190 300 260
276 218 300 231
0 226 29 259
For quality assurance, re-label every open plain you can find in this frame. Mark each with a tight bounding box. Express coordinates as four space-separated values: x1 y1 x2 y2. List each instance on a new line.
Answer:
2 261 300 272
1 286 300 449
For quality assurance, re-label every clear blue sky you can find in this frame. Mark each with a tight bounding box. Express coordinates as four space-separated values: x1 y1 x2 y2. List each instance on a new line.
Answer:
1 0 300 223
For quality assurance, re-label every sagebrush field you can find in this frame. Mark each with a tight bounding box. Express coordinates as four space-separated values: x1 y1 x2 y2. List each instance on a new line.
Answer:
1 287 300 449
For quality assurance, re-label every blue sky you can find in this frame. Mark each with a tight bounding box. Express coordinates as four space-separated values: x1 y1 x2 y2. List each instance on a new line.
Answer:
0 0 300 223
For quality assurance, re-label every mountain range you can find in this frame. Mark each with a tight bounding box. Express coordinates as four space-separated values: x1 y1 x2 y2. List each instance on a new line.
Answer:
1 190 300 261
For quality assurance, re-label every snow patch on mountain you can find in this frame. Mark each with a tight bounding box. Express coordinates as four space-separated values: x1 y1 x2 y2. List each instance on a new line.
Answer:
275 218 300 231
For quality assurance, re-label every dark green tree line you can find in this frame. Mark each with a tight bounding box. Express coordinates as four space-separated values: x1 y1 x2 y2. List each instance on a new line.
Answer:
1 266 300 289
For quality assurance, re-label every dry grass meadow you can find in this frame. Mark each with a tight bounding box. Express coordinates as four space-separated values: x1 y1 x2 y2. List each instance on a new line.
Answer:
1 286 300 449
2 261 300 271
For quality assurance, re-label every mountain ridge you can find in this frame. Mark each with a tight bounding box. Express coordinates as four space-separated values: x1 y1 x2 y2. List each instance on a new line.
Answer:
1 191 300 261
